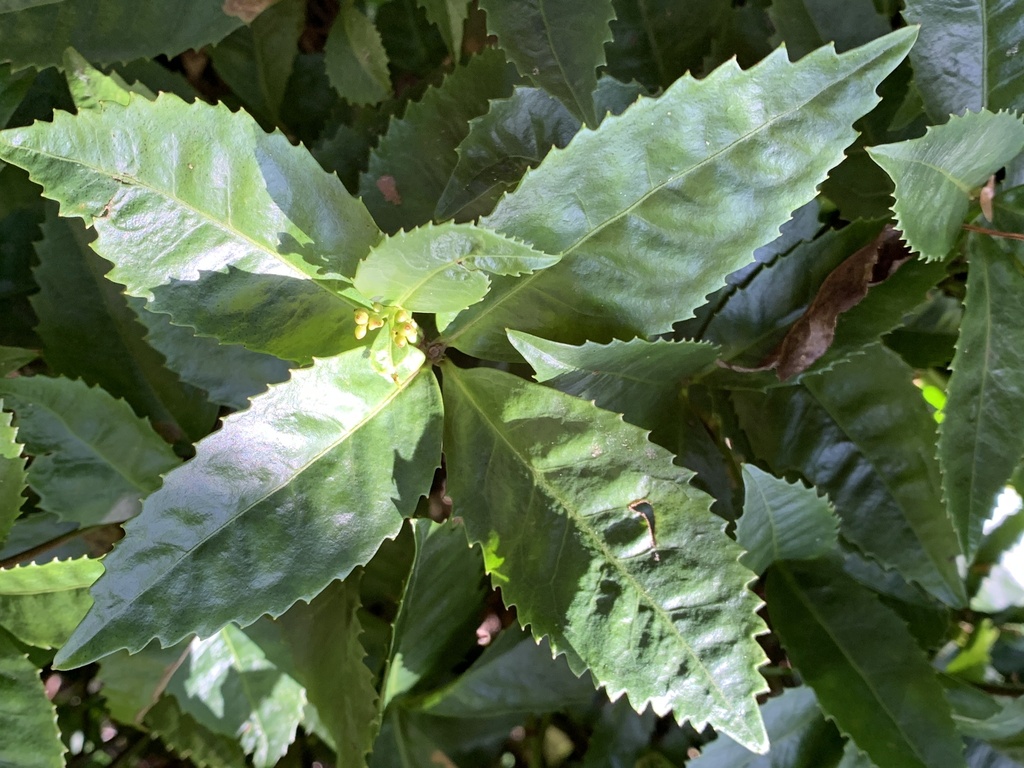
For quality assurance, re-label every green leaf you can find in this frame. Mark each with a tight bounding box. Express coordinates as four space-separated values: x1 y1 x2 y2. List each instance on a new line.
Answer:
325 0 392 106
442 30 918 359
0 403 27 541
0 556 102 648
31 207 218 444
418 628 595 717
167 622 304 768
98 641 190 724
507 331 719 434
0 1 245 71
55 347 442 668
867 110 1024 261
416 0 468 55
478 0 614 126
354 222 559 314
0 93 382 362
0 346 35 376
63 47 152 109
769 0 890 60
736 466 839 576
688 686 844 768
381 518 487 708
145 696 248 768
0 630 64 768
435 86 582 222
441 363 769 751
902 0 1024 120
732 344 966 606
359 48 519 233
0 64 34 129
940 231 1024 560
605 0 729 90
276 577 378 767
767 557 966 768
0 375 179 525
209 0 305 129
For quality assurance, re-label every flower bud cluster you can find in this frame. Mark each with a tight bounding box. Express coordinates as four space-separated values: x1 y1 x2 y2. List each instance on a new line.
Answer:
353 303 420 347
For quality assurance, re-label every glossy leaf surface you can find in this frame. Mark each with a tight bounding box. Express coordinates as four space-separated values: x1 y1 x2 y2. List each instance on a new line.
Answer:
276 577 378 767
0 630 64 768
0 557 102 648
478 0 614 126
0 93 381 362
867 110 1024 261
167 623 304 768
55 348 442 668
0 0 244 71
441 363 769 751
0 375 179 525
325 1 392 106
733 345 966 606
443 30 917 359
735 465 839 576
354 222 558 314
940 231 1024 560
768 557 966 768
435 86 581 222
902 0 1024 119
31 208 217 444
359 49 519 233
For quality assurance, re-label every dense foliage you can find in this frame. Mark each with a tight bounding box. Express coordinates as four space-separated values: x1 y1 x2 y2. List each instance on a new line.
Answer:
0 1 1023 766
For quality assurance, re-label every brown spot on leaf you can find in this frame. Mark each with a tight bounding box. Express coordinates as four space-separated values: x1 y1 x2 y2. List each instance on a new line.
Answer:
980 174 996 221
771 225 910 380
222 0 279 22
376 174 402 205
630 499 659 561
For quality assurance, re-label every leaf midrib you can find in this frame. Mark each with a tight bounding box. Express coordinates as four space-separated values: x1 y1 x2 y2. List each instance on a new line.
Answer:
777 563 933 767
3 133 348 308
449 50 883 346
98 364 426 628
446 365 746 731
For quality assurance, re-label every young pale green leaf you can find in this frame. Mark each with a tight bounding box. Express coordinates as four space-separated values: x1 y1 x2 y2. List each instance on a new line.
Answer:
688 686 844 768
0 557 103 649
443 29 918 360
416 0 468 54
0 1 245 71
902 0 1024 120
940 232 1024 560
867 110 1024 261
735 466 839 576
507 331 719 432
359 48 519 233
144 696 248 768
54 347 442 669
441 363 769 752
0 93 381 362
732 344 966 607
769 0 890 60
354 222 558 314
167 623 305 768
381 519 487 709
0 630 64 768
276 577 377 767
0 403 27 541
435 86 582 222
209 0 305 129
31 208 218 444
0 376 179 526
419 628 595 717
767 557 966 768
478 0 614 126
63 47 152 110
325 0 391 106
